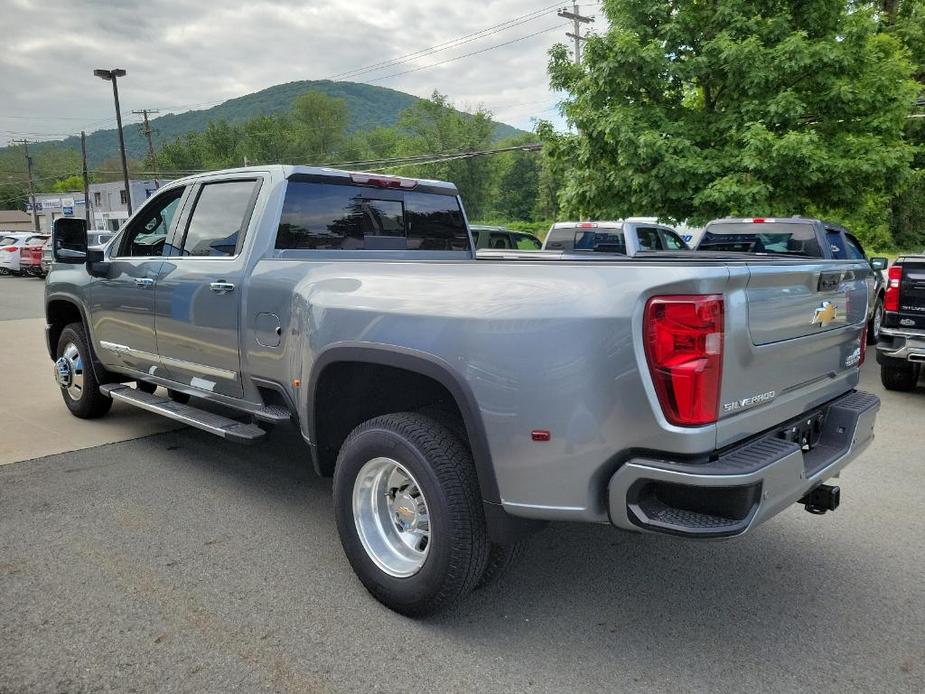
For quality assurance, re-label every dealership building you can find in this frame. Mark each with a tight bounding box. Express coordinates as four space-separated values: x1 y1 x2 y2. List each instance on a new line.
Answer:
27 179 164 232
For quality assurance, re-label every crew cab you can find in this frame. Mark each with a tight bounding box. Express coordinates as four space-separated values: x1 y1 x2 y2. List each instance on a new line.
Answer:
46 166 879 616
876 254 925 391
542 219 688 254
696 217 889 343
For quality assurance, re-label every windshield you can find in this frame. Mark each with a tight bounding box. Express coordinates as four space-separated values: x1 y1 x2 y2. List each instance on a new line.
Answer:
698 222 821 256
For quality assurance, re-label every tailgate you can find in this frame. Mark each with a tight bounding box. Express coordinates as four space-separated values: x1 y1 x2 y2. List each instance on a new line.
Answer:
716 260 869 449
897 259 925 329
746 263 869 344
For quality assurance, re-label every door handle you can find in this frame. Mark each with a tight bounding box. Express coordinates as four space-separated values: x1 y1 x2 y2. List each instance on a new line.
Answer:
210 281 235 294
134 278 155 288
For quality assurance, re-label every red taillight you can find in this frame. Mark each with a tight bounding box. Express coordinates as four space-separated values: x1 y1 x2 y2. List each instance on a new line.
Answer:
2 246 16 252
644 295 724 427
350 173 417 189
884 264 902 312
751 218 766 223
576 222 597 228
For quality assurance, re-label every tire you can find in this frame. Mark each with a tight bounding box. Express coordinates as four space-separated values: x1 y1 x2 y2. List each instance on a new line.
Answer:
881 363 919 392
333 412 489 617
55 322 112 419
136 381 157 394
475 541 523 590
167 389 190 404
868 298 884 345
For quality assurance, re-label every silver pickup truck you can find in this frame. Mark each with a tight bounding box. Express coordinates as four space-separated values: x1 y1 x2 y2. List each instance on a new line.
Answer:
46 166 879 616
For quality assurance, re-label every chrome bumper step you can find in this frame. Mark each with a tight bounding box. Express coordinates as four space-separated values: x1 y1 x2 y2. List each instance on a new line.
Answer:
101 384 267 444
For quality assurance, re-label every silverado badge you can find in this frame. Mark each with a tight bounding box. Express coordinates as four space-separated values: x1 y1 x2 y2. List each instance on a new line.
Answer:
812 301 838 327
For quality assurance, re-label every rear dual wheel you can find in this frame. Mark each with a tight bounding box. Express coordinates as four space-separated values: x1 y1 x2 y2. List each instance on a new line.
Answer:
333 412 508 617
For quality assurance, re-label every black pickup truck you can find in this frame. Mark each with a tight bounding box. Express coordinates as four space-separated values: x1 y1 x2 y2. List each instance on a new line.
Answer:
877 254 925 391
696 217 888 343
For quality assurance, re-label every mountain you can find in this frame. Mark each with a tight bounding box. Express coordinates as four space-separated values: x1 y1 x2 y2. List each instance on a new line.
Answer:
20 80 528 167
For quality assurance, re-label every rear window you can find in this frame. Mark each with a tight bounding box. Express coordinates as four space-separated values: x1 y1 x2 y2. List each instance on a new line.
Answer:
699 222 821 256
0 236 18 245
276 181 469 251
546 226 627 253
25 235 48 245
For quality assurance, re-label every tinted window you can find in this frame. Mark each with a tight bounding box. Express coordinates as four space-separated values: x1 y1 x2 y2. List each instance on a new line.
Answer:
177 180 258 257
844 234 866 260
404 191 469 250
515 234 541 250
826 230 847 259
661 229 687 250
276 182 468 251
575 230 627 253
487 232 513 249
544 228 577 250
699 222 821 256
118 188 184 257
635 227 663 251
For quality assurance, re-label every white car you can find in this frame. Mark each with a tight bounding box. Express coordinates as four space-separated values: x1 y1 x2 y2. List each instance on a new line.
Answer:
0 232 34 275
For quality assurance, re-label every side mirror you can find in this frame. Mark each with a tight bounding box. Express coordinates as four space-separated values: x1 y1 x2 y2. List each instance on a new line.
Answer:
870 257 888 271
52 218 88 264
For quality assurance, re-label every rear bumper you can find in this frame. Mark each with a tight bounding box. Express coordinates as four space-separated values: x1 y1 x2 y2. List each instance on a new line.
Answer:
877 328 925 365
607 390 879 538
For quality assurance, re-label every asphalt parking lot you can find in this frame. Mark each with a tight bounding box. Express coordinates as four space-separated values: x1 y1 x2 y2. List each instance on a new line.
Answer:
1 275 923 693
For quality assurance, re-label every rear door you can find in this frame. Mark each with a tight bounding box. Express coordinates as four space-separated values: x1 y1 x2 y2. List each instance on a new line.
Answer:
153 176 262 397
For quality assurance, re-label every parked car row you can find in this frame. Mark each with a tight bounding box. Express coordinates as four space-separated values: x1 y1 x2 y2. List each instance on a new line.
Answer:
0 230 113 278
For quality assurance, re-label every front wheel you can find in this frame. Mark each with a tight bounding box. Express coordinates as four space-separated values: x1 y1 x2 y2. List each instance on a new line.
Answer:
333 412 489 617
55 323 112 419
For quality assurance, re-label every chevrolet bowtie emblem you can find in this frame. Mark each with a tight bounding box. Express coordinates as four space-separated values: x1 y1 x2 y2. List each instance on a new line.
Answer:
812 301 838 327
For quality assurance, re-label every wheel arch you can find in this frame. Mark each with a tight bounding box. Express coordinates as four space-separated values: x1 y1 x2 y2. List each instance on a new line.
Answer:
307 343 501 505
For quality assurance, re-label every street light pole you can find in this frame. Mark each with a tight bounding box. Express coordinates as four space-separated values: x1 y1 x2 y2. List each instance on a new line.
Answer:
93 68 133 216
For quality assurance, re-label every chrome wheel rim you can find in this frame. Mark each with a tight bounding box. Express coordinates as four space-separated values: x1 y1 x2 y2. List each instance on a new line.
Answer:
352 457 431 578
873 303 883 339
54 342 84 401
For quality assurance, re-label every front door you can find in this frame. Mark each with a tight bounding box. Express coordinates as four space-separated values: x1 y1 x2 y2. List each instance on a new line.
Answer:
154 177 261 398
90 186 187 378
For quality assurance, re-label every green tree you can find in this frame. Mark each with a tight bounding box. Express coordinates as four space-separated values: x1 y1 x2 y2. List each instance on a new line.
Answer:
291 90 349 161
543 0 919 245
52 175 85 193
495 149 540 221
393 92 497 218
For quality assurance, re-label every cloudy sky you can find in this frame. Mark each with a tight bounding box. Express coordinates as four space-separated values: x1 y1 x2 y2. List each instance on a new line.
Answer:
0 0 600 145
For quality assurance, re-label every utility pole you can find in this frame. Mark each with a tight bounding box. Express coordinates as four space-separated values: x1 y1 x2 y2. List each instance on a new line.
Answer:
11 139 40 232
80 131 91 228
133 108 160 188
93 68 132 216
558 2 594 65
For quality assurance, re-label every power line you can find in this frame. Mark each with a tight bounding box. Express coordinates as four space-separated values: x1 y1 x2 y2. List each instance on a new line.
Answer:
367 23 567 83
329 2 565 80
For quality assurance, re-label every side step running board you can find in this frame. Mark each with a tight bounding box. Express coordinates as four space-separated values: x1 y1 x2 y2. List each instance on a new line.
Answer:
101 384 267 444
